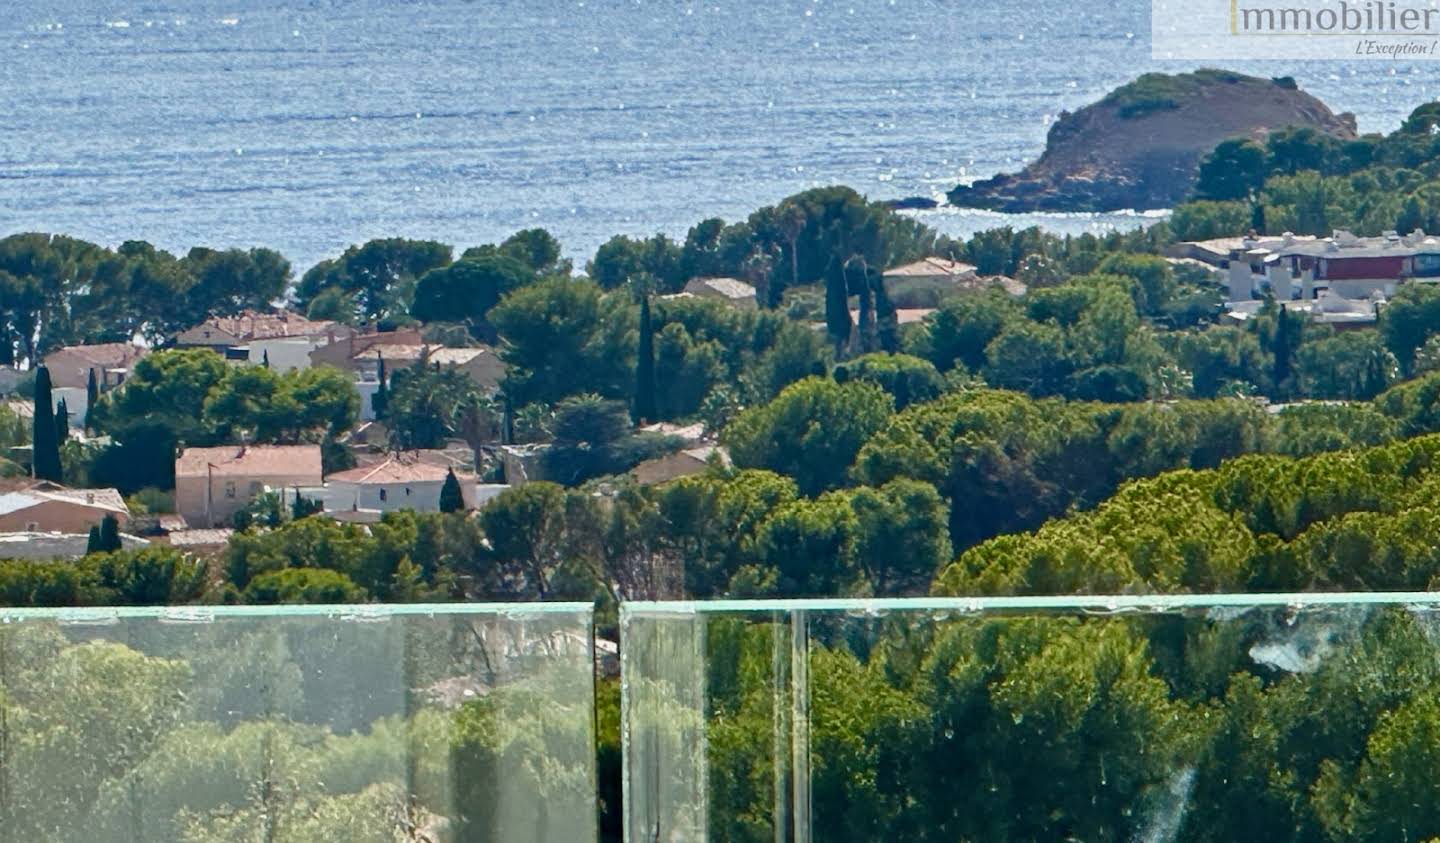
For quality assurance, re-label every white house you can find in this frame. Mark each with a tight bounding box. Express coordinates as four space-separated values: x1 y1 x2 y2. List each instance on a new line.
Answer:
247 335 335 372
319 455 477 513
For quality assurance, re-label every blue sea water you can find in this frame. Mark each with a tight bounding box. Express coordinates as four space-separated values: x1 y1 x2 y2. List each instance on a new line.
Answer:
3 0 1439 273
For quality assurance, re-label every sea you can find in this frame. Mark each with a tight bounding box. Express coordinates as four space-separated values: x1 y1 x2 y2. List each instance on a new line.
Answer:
4 0 1440 274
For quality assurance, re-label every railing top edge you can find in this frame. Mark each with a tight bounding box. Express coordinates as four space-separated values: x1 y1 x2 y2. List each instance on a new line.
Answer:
0 601 595 621
620 592 1440 616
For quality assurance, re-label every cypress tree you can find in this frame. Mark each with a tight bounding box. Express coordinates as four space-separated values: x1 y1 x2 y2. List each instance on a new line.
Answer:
85 367 98 432
1273 304 1294 396
825 269 854 357
55 398 69 445
98 513 122 553
439 468 464 513
634 295 657 423
261 349 270 369
373 351 389 419
31 365 61 482
86 525 102 555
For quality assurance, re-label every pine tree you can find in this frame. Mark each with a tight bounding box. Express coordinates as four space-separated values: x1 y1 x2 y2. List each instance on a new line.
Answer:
85 367 98 432
55 398 69 445
85 525 101 555
372 351 389 419
439 468 464 513
634 295 657 423
98 513 122 553
31 365 61 482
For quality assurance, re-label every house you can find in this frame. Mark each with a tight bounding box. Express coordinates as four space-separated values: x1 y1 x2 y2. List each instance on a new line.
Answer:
174 310 347 360
1182 229 1440 303
0 483 129 533
882 257 979 299
634 445 731 486
352 345 506 409
673 277 758 309
307 328 425 372
287 452 506 519
42 343 147 391
1224 292 1380 330
175 445 324 528
318 454 478 513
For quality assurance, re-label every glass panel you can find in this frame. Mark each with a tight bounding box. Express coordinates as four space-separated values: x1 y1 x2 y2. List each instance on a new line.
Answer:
622 594 1440 843
0 603 596 843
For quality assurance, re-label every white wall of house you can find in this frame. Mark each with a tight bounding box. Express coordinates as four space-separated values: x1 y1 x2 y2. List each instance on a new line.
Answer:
53 387 87 428
356 379 381 421
474 483 510 510
248 337 328 372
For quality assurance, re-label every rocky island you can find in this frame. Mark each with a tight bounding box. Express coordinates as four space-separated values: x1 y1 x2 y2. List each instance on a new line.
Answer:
947 70 1358 213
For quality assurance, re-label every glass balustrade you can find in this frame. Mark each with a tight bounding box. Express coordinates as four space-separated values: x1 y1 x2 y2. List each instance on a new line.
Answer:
0 603 596 843
621 594 1440 843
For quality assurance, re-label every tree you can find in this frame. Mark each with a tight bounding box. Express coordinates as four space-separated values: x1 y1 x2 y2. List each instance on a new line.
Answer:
85 525 101 555
178 247 291 325
754 491 859 595
845 353 944 410
410 254 536 342
725 377 894 496
372 351 388 419
849 479 951 595
587 234 684 291
384 366 482 451
489 278 636 406
1270 302 1298 397
634 296 657 423
296 238 453 321
496 228 570 275
1195 138 1269 201
54 397 69 445
85 367 98 431
32 365 60 482
1380 282 1440 374
97 514 122 553
825 264 854 355
439 469 464 513
480 483 569 599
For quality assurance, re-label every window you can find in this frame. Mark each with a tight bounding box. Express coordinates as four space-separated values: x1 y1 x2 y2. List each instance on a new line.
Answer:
249 481 263 495
24 522 38 532
379 489 388 502
224 481 236 499
405 487 412 496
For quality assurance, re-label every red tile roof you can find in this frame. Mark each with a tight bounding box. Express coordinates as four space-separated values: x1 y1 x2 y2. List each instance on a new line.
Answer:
327 454 470 484
175 445 323 479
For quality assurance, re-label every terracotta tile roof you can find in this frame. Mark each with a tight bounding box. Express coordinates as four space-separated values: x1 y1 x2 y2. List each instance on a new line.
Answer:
175 445 323 479
36 486 129 514
357 344 425 362
355 345 490 365
45 343 147 368
167 528 234 548
327 454 470 484
192 310 336 342
884 257 978 278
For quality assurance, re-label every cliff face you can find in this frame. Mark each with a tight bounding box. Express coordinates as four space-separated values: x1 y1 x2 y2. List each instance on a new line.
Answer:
947 70 1358 213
